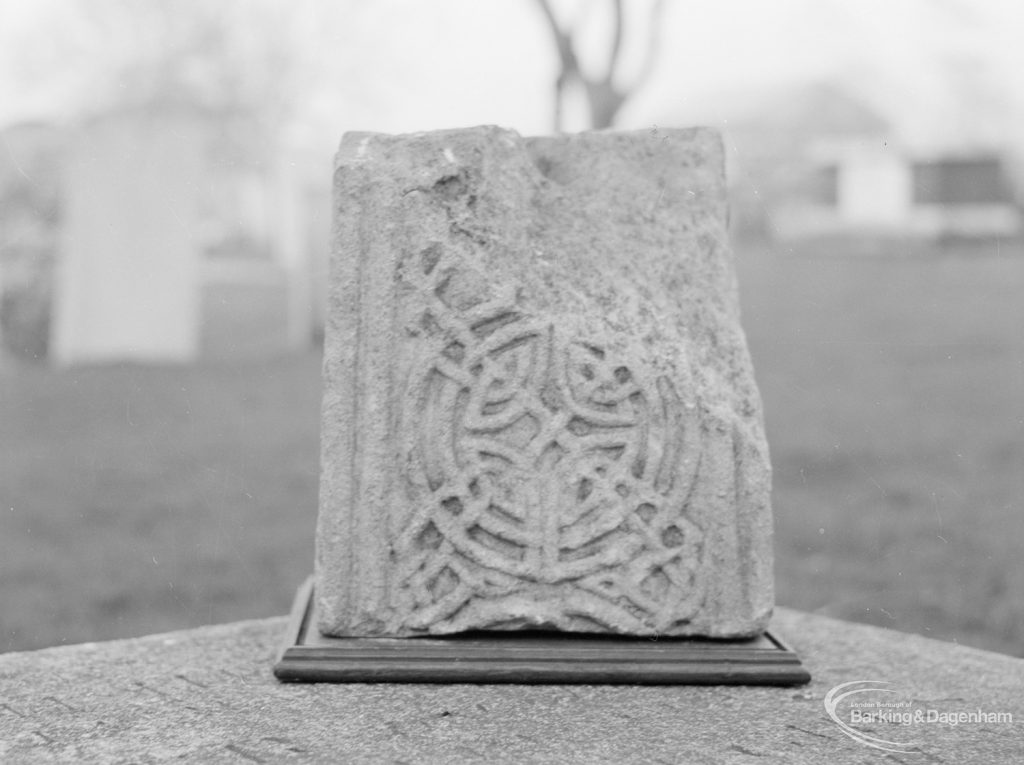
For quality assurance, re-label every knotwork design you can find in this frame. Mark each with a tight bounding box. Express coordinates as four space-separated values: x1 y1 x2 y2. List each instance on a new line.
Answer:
397 263 707 633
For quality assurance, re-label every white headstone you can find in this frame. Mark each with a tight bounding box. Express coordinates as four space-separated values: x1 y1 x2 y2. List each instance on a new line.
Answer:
51 107 203 366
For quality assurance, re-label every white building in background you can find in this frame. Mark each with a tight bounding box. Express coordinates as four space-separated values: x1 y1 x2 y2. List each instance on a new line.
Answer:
665 81 1022 245
773 136 1021 243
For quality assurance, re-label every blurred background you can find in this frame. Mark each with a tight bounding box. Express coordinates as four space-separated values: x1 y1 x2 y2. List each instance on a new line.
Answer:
1 0 1021 656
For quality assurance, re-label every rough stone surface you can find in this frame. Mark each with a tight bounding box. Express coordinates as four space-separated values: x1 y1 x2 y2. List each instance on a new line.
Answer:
318 126 772 638
1 610 1022 763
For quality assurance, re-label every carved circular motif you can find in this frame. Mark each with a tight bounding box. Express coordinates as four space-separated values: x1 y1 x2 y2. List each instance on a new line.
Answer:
401 294 705 631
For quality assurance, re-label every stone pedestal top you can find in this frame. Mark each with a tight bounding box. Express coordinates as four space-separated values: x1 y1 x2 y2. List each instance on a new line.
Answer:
1 608 1021 763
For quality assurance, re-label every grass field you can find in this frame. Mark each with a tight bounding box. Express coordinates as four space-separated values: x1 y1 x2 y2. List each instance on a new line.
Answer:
0 354 322 652
2 238 1022 656
741 237 1024 656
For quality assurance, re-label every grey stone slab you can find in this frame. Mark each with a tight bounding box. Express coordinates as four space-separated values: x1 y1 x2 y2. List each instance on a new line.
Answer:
1 609 1022 763
318 126 771 639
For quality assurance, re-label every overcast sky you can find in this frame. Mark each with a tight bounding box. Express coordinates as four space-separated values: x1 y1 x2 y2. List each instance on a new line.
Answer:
2 0 1022 153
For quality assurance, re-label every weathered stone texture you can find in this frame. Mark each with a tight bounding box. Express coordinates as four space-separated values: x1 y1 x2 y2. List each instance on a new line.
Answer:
317 126 772 638
4 612 1023 764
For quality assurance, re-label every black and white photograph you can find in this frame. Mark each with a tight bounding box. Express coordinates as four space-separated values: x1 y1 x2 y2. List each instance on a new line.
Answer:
1 1 1021 761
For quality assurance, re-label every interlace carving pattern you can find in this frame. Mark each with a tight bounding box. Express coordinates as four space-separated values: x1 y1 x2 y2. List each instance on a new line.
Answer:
398 263 706 633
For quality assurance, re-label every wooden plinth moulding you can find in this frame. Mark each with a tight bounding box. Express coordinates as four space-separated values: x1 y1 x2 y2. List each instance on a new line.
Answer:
275 579 810 685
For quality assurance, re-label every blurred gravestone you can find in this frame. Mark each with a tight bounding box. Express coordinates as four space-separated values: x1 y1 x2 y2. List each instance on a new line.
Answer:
51 106 204 365
49 105 319 366
314 126 774 643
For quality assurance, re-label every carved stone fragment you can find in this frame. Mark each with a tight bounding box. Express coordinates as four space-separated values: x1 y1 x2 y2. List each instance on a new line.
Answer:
317 126 772 638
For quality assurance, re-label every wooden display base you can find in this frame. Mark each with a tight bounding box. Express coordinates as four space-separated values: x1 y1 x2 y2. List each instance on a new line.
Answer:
274 578 811 685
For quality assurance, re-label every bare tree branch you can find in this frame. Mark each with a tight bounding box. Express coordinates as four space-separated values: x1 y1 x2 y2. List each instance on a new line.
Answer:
605 0 624 85
534 0 666 131
534 0 579 131
629 0 667 92
533 0 579 76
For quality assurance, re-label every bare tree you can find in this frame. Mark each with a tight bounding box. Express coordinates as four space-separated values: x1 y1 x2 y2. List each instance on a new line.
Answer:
534 0 667 131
